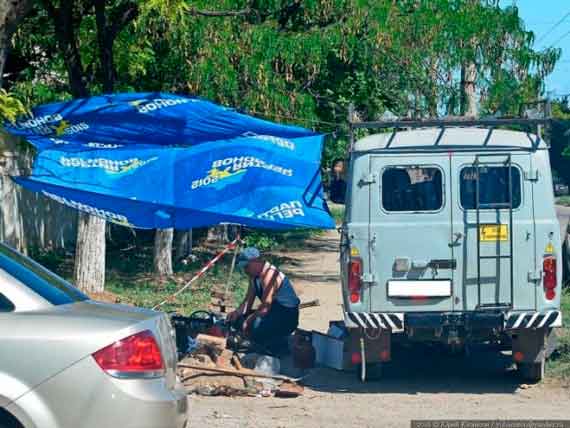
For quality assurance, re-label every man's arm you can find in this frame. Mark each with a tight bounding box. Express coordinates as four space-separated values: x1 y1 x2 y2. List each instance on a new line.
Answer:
242 278 256 314
256 268 282 317
228 278 255 322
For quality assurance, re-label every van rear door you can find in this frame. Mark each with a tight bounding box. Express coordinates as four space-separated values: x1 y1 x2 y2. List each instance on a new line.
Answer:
369 155 455 313
449 152 536 312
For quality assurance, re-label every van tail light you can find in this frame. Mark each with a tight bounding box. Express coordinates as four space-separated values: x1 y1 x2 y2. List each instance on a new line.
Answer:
348 257 363 303
543 255 557 301
92 330 165 378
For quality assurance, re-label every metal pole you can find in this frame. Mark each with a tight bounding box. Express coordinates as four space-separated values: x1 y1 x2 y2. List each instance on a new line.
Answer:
348 103 355 153
475 157 481 308
508 155 514 308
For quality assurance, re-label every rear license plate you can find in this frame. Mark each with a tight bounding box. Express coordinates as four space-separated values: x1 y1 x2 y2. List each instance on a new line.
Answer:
479 224 508 242
387 280 452 298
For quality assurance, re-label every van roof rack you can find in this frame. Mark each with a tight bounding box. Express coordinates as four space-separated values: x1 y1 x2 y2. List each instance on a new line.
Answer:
347 107 552 153
349 117 551 130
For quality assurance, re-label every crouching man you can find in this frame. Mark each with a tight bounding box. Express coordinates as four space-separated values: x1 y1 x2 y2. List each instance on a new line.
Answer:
227 247 300 353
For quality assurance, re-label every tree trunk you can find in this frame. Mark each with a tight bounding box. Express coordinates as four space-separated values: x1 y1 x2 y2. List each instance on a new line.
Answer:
175 229 193 261
154 228 174 277
461 62 478 117
0 33 7 88
0 0 33 88
74 213 106 293
94 0 114 93
43 1 106 292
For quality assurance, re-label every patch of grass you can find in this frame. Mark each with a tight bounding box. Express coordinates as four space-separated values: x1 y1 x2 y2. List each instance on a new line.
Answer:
29 224 321 316
105 246 251 315
31 242 250 316
547 289 570 380
556 196 570 207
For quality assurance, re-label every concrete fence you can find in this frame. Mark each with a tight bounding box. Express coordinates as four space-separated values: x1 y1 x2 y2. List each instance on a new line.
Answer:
0 130 77 253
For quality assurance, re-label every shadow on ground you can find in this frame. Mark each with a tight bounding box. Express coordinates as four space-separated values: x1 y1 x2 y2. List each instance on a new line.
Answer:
298 343 523 395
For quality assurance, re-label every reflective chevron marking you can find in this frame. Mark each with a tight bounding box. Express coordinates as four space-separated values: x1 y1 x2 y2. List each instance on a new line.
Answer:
505 310 562 329
345 311 562 331
344 312 404 332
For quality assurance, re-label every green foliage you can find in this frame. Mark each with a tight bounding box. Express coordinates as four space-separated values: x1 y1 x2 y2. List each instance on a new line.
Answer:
547 289 570 380
0 90 27 123
553 102 570 121
243 231 279 251
243 228 322 251
557 196 570 207
547 99 570 184
7 1 560 134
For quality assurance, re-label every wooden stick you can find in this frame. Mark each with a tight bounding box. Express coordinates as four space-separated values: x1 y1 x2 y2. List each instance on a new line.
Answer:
231 354 244 371
299 299 320 310
178 363 298 382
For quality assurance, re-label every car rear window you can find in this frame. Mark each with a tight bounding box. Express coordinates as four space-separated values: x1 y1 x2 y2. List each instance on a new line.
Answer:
460 166 521 210
0 244 87 305
381 166 443 212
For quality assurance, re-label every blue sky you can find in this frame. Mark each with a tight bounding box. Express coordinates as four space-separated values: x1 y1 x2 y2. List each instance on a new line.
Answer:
500 0 570 97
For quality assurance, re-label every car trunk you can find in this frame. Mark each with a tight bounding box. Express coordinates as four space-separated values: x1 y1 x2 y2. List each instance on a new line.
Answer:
0 300 178 395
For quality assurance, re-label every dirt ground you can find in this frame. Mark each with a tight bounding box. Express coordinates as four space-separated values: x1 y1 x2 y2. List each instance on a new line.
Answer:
188 228 570 428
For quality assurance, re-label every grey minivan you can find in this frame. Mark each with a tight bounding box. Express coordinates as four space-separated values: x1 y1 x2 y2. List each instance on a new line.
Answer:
0 242 188 428
337 119 562 382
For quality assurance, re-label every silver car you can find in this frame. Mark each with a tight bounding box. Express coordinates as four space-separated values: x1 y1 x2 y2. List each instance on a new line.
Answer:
0 243 188 428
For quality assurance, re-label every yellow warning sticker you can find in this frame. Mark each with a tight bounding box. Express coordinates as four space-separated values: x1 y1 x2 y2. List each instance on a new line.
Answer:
479 224 508 242
350 247 360 257
545 242 555 254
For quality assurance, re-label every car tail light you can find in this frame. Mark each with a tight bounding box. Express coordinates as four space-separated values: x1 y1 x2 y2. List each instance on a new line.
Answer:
348 257 362 303
543 256 557 300
92 330 165 378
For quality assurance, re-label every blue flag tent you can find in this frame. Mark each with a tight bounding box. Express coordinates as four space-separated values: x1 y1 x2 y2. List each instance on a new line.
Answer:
5 93 334 230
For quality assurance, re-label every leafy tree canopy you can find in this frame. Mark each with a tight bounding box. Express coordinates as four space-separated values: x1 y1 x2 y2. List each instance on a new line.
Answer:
3 0 562 164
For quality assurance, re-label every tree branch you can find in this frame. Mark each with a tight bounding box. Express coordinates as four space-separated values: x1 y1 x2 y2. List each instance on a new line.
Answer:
108 2 139 42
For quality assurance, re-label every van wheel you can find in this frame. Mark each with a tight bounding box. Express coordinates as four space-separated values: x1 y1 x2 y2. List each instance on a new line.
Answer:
356 363 383 382
518 358 545 383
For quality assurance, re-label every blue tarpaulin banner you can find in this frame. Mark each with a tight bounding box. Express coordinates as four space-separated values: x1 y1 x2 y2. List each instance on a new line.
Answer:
6 92 334 230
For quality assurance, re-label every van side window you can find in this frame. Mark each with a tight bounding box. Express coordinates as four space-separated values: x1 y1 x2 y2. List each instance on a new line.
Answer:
0 293 15 312
460 166 521 210
382 167 443 212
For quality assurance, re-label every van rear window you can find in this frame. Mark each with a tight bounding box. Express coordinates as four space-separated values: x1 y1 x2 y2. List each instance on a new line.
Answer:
460 166 521 210
382 167 443 212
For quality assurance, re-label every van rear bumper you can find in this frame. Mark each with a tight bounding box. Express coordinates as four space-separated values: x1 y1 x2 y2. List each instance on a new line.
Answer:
344 310 562 332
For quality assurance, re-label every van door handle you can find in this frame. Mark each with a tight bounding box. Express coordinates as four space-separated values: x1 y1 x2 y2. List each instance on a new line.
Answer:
370 233 377 250
449 232 463 247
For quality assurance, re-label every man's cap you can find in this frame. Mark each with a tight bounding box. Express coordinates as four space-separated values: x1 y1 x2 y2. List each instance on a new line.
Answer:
237 247 260 269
